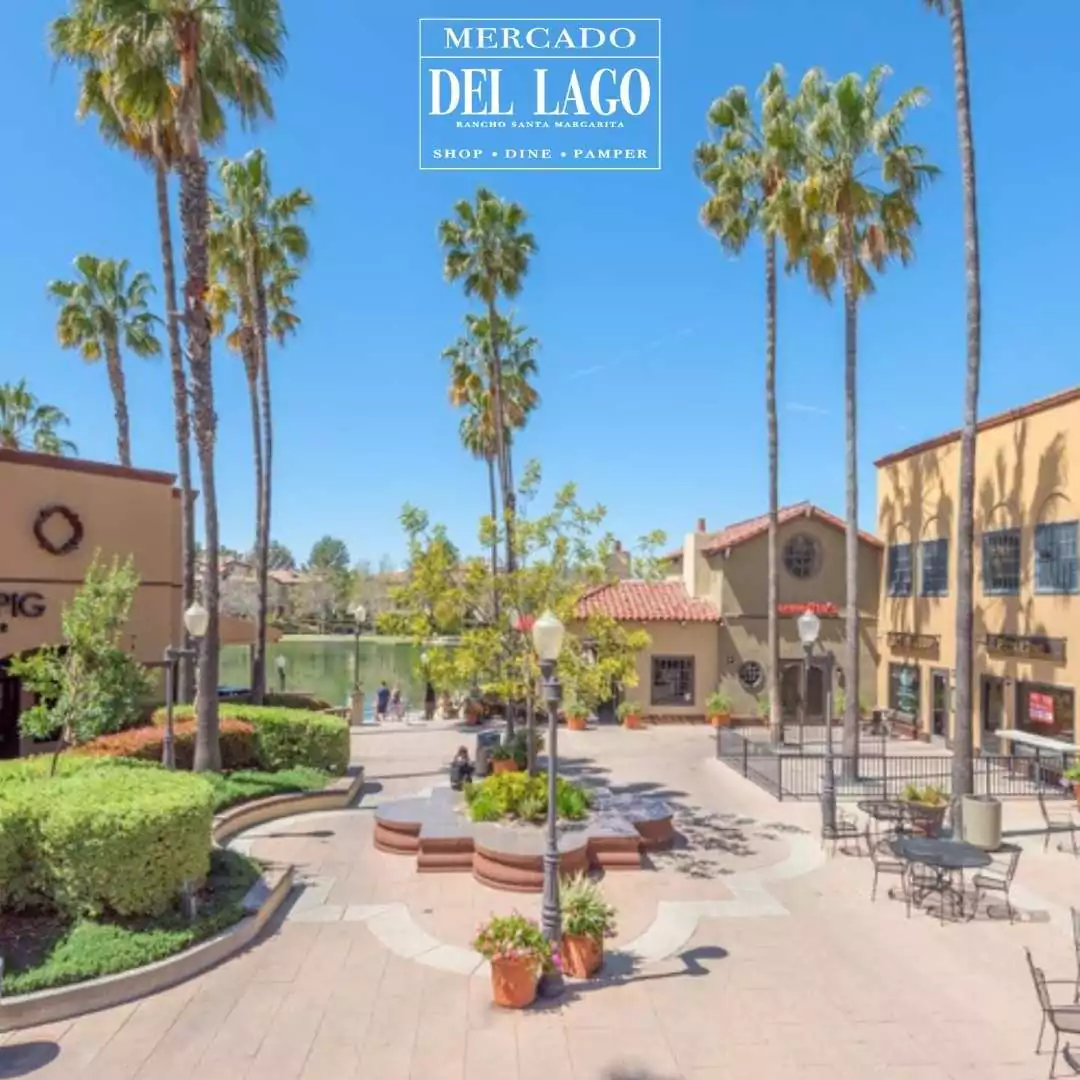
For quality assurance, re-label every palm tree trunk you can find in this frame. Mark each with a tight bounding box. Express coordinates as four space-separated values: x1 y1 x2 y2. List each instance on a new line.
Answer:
486 301 515 576
248 250 271 706
487 454 500 614
175 17 221 772
155 158 196 702
242 333 264 697
842 229 860 777
949 0 981 832
103 336 132 467
765 234 781 747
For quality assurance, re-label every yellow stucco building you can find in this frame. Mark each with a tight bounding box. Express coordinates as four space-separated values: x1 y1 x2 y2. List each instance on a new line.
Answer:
876 385 1080 751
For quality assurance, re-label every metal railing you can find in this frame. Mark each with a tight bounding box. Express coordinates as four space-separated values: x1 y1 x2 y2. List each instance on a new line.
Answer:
716 725 1074 801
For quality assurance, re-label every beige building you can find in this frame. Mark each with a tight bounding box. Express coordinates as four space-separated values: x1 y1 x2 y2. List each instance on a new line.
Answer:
876 385 1080 751
0 448 184 757
578 504 882 722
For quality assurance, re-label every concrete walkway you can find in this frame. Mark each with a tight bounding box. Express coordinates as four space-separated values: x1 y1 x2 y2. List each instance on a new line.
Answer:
1 722 1076 1079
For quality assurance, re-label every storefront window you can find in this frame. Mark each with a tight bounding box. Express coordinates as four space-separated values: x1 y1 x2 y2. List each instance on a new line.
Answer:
1016 682 1075 741
888 663 920 722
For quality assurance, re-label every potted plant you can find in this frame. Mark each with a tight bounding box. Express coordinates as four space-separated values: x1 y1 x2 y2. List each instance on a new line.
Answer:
706 690 733 728
900 783 948 836
473 912 553 1008
564 696 588 732
756 695 770 725
617 700 643 730
489 742 520 774
560 874 617 978
1064 764 1080 804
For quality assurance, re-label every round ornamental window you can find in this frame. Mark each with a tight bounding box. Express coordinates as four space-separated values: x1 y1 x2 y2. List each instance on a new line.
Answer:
783 533 821 580
738 660 764 691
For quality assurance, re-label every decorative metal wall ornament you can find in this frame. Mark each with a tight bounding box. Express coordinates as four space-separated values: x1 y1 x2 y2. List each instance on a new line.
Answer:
33 504 84 557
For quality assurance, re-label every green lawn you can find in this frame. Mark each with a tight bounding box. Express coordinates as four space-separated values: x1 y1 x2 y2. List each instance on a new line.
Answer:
207 766 332 812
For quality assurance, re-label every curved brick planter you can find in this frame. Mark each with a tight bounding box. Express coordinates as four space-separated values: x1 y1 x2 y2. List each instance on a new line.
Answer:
635 816 676 849
0 865 293 1033
473 837 590 893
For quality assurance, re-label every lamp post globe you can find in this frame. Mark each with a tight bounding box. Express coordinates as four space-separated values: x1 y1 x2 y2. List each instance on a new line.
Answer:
797 609 821 647
532 610 565 662
184 601 209 639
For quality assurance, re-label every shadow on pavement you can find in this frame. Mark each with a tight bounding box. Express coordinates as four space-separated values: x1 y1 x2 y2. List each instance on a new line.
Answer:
0 1041 61 1077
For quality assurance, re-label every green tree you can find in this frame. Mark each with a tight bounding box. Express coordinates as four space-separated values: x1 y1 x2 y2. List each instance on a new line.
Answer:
209 149 312 702
0 381 77 455
922 0 981 825
12 555 152 772
265 540 295 570
83 0 286 771
792 67 937 769
47 255 161 467
439 189 537 578
308 536 351 575
695 65 801 746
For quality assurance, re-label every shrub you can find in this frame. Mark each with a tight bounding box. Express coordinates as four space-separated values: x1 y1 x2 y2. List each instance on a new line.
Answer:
37 768 214 918
153 705 349 774
462 772 591 823
230 692 333 712
207 767 330 812
0 787 42 910
473 912 552 971
78 719 259 771
560 873 617 941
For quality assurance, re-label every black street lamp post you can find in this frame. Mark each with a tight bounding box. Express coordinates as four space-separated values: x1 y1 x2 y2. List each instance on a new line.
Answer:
163 602 209 769
797 609 837 836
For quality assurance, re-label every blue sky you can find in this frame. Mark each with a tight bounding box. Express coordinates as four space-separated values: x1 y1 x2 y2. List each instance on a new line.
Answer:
2 1 1078 569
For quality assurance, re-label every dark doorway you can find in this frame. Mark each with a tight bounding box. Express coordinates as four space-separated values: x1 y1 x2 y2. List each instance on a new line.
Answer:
930 668 950 742
781 660 825 723
0 662 22 760
980 674 1006 752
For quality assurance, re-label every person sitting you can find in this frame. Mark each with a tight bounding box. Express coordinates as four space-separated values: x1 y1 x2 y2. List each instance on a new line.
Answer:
449 746 474 790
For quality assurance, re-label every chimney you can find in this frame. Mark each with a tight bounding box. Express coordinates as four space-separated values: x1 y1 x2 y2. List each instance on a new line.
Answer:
697 517 706 533
606 540 631 580
683 520 709 598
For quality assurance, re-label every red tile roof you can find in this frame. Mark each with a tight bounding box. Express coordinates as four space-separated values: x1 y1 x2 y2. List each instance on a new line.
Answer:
576 580 720 623
664 501 883 561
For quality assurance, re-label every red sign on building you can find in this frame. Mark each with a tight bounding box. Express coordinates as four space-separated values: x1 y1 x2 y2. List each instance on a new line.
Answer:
777 602 838 617
1029 691 1055 725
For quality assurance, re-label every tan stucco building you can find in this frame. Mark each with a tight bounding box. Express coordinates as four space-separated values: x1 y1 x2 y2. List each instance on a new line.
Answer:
0 448 184 757
578 504 882 722
876 385 1080 751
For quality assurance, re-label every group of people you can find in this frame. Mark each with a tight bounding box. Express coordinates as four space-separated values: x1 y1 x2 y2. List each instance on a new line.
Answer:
372 679 439 722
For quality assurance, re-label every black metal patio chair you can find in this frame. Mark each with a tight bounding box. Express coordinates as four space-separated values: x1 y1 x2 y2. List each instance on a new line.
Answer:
867 824 909 909
1038 792 1079 855
1024 947 1080 1078
1071 907 1080 1004
971 843 1021 923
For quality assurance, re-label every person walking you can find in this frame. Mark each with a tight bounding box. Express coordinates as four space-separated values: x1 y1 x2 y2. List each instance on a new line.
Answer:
424 681 436 721
390 685 404 721
375 680 390 723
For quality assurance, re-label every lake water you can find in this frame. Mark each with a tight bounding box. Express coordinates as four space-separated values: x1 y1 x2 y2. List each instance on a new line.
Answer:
220 637 424 711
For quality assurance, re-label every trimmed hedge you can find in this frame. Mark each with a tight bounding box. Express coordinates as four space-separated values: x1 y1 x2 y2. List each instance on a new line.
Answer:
0 762 214 918
223 692 333 712
153 704 349 775
78 718 259 771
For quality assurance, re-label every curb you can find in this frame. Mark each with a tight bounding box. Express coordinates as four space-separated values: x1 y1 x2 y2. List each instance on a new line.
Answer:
0 865 294 1033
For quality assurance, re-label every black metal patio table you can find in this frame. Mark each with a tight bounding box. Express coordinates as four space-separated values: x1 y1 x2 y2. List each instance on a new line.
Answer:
858 799 908 835
889 837 992 923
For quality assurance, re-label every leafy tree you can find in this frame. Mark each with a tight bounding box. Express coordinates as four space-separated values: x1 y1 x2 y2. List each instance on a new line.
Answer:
695 66 801 745
922 0 981 825
0 380 77 455
265 540 295 570
308 536 350 575
47 255 161 466
791 67 937 770
12 555 152 772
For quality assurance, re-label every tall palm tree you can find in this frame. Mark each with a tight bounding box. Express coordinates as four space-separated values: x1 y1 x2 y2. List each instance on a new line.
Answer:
793 67 938 771
211 149 311 702
695 66 801 746
0 381 78 455
923 0 980 828
88 0 286 770
48 255 161 466
51 3 247 704
439 189 537 578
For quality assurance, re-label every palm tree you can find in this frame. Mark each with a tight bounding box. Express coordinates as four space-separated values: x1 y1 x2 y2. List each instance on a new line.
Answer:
87 0 286 770
695 66 801 746
439 189 537 578
922 0 980 829
50 3 249 705
0 381 78 455
792 68 938 772
211 149 311 703
47 255 161 466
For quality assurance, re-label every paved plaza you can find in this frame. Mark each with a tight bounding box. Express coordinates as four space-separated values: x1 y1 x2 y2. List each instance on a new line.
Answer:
1 721 1078 1079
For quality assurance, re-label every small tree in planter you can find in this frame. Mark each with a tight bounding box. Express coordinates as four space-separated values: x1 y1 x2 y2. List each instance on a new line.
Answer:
617 700 643 729
489 741 520 774
564 695 588 731
560 873 616 978
756 695 771 725
473 912 555 1008
900 784 948 836
1063 765 1080 804
706 690 733 727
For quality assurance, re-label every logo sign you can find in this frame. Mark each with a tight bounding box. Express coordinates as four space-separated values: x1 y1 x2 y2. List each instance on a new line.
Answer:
1029 691 1056 725
418 17 662 171
0 591 46 633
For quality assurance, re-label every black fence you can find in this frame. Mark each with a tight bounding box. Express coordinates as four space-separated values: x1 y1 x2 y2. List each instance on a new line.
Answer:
715 725 1074 801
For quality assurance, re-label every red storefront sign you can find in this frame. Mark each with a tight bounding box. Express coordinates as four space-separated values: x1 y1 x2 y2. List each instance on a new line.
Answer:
1029 691 1055 725
777 602 838 617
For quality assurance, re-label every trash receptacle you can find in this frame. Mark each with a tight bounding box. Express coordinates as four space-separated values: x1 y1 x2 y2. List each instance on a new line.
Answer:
475 730 501 778
962 794 1002 850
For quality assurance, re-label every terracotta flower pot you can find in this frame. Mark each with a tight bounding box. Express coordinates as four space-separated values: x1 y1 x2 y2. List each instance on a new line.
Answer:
490 957 538 1008
623 714 642 730
567 716 587 731
561 933 603 978
1073 781 1080 806
709 713 731 728
492 758 520 774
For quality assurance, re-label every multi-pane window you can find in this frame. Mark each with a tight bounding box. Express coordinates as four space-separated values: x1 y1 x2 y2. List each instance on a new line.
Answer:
982 528 1021 595
887 543 913 597
920 538 949 597
1035 522 1079 594
651 656 695 706
888 663 921 722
